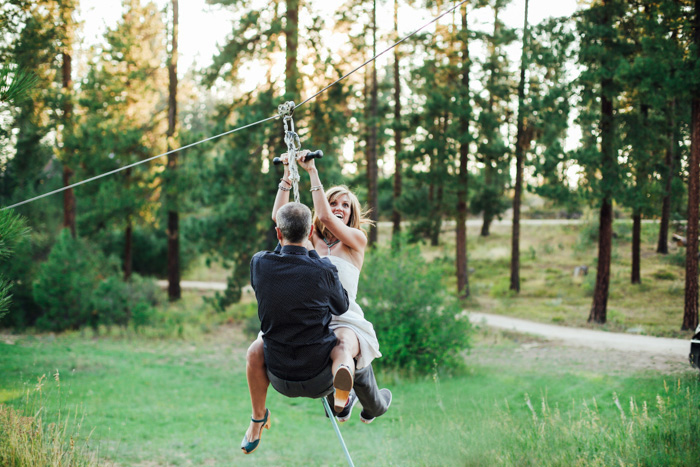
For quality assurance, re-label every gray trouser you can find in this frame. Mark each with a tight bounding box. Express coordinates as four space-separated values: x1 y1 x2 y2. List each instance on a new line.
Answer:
326 363 389 419
267 365 334 399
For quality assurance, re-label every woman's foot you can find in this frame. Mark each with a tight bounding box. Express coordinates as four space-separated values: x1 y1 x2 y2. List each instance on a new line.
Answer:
241 409 271 454
333 364 354 412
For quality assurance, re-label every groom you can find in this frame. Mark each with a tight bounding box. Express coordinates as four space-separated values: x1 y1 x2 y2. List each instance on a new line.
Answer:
242 202 391 454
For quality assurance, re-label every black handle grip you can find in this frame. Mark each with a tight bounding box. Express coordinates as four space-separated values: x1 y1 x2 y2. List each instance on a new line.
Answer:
273 150 324 165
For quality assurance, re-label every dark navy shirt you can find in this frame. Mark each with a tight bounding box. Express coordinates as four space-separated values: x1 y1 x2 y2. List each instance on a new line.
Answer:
250 244 349 381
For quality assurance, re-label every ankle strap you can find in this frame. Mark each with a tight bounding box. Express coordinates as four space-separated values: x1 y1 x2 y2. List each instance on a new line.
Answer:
251 409 268 423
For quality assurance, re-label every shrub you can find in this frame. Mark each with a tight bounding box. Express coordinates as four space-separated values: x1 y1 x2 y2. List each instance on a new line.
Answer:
90 273 160 328
359 244 471 375
33 231 104 331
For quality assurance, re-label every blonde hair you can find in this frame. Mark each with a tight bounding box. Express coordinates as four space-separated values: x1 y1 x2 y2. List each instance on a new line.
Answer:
313 185 373 241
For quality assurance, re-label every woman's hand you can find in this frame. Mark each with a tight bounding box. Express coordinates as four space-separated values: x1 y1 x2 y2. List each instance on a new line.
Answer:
296 150 316 172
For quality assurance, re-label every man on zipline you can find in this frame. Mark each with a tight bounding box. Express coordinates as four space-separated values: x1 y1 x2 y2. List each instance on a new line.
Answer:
241 202 391 455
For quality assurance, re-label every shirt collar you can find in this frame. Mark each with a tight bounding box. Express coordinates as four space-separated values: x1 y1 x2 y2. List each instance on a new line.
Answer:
280 245 309 256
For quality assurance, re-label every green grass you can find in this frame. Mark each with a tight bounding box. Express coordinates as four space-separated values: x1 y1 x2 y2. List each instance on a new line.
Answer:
401 218 692 338
1 328 698 466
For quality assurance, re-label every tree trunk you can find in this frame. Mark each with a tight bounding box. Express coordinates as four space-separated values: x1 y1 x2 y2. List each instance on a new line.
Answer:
684 100 700 330
166 0 180 300
124 223 133 281
589 75 615 324
657 98 676 254
481 215 492 237
61 43 76 238
632 210 641 284
367 0 379 245
510 0 529 293
683 0 700 331
456 2 470 298
285 0 299 100
391 0 402 242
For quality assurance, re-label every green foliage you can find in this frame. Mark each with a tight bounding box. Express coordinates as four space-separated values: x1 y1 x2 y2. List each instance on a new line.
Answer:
0 210 29 321
95 226 198 278
360 244 471 375
90 274 160 329
0 65 37 104
490 277 516 299
33 230 104 331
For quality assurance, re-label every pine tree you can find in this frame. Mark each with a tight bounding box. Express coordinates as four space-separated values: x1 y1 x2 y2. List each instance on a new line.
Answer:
683 0 700 331
472 0 515 239
165 0 181 300
74 0 168 280
509 0 529 292
575 0 630 324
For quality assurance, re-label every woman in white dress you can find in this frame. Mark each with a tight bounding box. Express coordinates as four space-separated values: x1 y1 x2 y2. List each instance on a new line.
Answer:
241 150 383 453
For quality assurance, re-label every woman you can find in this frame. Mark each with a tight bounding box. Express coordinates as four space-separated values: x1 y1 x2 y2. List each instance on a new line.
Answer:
241 150 382 454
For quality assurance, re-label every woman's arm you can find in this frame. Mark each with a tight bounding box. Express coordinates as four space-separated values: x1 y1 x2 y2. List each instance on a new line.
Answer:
298 156 367 253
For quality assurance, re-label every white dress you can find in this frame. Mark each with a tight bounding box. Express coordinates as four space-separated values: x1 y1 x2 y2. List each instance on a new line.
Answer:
323 255 382 369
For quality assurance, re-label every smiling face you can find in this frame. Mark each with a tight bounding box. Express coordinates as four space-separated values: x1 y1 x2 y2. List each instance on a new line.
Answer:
329 194 352 226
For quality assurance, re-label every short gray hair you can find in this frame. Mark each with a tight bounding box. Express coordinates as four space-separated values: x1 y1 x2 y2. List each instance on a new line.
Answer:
277 202 312 244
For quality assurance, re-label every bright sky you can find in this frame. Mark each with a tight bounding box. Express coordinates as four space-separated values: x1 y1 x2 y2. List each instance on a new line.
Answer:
79 0 581 77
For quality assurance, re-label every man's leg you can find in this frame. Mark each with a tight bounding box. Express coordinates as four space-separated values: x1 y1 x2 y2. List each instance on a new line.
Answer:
244 337 270 444
353 363 391 421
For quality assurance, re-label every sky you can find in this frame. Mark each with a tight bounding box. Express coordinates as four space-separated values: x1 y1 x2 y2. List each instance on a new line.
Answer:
78 0 582 78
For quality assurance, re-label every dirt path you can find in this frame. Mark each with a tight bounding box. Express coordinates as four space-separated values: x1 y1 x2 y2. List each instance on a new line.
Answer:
469 312 693 375
469 312 688 357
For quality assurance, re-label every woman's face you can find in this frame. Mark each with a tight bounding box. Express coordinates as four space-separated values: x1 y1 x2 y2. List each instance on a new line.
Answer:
329 193 352 226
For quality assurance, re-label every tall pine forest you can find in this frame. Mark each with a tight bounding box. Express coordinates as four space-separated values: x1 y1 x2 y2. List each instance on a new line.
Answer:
0 0 699 332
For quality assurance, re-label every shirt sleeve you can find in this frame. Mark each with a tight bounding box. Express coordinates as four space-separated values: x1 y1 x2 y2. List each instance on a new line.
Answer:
326 266 349 316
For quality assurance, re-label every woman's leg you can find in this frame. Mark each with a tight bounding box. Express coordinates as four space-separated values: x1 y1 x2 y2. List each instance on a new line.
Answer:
244 337 269 443
330 327 360 375
330 327 360 411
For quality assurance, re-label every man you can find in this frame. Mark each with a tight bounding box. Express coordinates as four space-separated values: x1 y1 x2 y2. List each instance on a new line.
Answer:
242 202 391 455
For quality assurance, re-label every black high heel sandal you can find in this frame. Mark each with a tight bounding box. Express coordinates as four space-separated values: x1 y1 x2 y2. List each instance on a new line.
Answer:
240 408 271 454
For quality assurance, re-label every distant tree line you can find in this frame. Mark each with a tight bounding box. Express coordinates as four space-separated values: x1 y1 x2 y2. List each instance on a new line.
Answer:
0 0 698 331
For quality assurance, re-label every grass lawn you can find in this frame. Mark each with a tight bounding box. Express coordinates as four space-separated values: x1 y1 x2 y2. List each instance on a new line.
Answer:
1 325 698 466
2 218 697 465
394 218 691 338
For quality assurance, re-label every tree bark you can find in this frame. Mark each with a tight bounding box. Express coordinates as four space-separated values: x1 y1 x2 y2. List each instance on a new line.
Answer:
285 0 299 100
456 2 470 298
657 98 676 254
61 39 76 238
683 0 700 331
367 0 379 245
166 0 180 300
632 210 641 284
684 100 700 330
481 214 492 237
391 0 402 242
589 76 615 324
510 0 529 293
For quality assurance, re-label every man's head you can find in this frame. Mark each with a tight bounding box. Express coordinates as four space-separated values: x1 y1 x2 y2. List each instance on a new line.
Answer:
276 202 313 245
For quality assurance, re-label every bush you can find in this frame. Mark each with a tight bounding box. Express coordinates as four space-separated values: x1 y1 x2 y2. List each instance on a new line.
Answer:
95 225 198 278
33 231 104 331
90 273 160 328
359 244 471 375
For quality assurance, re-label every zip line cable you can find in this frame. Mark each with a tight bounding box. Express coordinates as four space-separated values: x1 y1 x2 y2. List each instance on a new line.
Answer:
2 0 468 212
1 115 280 211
